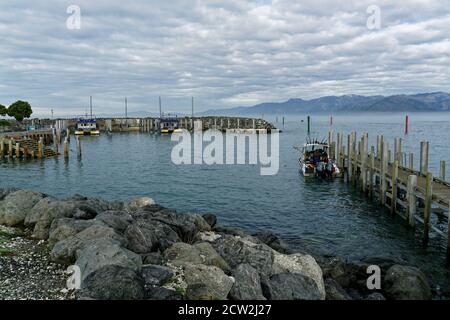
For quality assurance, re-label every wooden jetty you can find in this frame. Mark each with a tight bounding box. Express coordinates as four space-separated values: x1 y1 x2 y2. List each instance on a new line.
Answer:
327 131 450 257
0 130 57 159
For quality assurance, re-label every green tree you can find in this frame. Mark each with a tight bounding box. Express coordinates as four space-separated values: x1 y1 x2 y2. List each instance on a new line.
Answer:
0 104 7 116
7 100 33 122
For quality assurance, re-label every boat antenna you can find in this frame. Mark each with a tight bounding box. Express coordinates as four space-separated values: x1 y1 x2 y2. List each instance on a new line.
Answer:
90 96 93 119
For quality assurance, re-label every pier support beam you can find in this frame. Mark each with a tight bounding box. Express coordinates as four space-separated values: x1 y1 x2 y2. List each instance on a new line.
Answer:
347 133 353 183
76 136 82 158
38 138 43 159
391 160 399 214
380 141 388 205
15 143 20 158
407 175 417 228
424 172 433 243
369 147 375 197
420 141 429 175
409 153 414 171
64 138 69 159
440 161 446 181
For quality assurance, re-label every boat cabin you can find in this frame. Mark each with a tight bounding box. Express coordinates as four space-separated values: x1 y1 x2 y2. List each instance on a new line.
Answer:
159 118 179 133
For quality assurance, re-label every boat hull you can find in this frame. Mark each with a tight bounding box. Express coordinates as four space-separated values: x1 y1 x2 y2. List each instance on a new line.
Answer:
75 130 100 136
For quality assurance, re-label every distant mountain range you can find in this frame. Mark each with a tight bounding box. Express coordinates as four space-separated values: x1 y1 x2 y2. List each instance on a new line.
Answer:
200 92 450 115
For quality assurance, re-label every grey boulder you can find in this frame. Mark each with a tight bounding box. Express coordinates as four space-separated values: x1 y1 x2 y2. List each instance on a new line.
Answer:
75 238 142 282
0 190 46 226
79 265 145 300
48 218 99 245
384 265 432 300
95 210 134 233
211 235 274 276
184 264 234 300
146 287 183 300
163 242 229 271
51 224 126 264
229 264 266 300
252 231 291 254
141 265 174 287
324 278 351 300
124 218 180 254
261 273 322 300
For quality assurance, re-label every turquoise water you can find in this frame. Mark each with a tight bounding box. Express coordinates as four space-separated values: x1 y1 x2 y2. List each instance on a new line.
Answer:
1 112 450 291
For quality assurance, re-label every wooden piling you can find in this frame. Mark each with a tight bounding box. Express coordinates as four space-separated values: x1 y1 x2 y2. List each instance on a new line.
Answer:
420 141 429 175
424 172 433 243
8 140 13 157
38 138 43 159
369 147 375 197
409 153 414 171
64 138 69 159
440 161 446 181
407 175 417 227
391 160 399 214
307 116 311 135
447 200 450 259
0 139 4 157
15 143 20 158
76 136 82 158
347 134 352 183
361 134 368 192
395 138 402 163
336 133 341 165
380 141 388 205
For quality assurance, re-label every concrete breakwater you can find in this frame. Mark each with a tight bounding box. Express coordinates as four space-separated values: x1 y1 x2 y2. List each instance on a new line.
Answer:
0 187 439 300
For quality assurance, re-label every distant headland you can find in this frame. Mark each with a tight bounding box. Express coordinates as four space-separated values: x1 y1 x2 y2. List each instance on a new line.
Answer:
201 92 450 116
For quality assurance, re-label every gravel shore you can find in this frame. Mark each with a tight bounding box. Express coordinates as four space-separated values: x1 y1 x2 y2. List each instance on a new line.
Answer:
0 225 74 300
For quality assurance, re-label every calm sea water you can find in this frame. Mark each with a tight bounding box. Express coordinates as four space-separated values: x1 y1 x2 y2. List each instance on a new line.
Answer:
1 112 450 291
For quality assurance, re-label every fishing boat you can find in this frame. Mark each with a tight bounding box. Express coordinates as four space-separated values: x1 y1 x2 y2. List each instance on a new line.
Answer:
75 96 100 136
75 117 100 136
159 118 182 134
295 138 340 178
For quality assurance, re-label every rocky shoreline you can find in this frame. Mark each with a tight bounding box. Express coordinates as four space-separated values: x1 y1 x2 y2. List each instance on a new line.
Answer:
0 187 441 300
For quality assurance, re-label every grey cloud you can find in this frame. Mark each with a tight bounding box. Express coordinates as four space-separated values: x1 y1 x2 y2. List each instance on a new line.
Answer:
0 0 449 116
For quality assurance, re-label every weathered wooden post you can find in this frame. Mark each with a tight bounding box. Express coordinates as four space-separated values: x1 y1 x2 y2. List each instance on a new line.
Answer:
37 138 43 159
347 134 352 183
380 141 388 205
391 160 399 214
424 172 433 243
0 139 4 157
447 200 450 261
406 175 417 227
420 141 429 175
76 136 82 158
23 146 28 158
395 137 402 163
336 133 341 165
352 132 357 185
8 140 13 158
15 143 20 158
64 137 69 159
440 161 446 181
409 153 414 171
369 147 375 197
307 116 311 135
66 128 71 142
360 134 368 192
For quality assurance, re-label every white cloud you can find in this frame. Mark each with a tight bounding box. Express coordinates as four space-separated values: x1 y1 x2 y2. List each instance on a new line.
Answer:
0 0 449 116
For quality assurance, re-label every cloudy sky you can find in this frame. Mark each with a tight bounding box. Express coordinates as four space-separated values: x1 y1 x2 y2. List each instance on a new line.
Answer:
0 0 449 116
